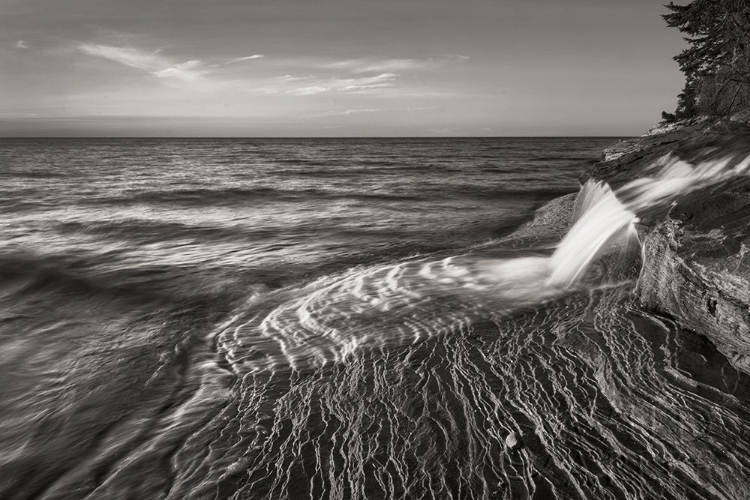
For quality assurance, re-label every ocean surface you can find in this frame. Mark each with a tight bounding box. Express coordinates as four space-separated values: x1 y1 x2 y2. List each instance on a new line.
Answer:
1 138 749 500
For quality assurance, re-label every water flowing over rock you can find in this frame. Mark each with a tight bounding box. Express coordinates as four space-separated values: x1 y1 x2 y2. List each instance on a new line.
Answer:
584 121 750 375
547 181 637 287
167 144 750 499
2 134 750 499
548 142 750 292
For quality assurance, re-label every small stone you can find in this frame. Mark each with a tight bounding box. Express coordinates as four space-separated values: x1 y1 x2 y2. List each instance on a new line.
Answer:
505 431 522 450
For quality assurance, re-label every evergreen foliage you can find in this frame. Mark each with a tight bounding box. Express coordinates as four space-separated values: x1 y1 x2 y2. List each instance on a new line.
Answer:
662 0 750 120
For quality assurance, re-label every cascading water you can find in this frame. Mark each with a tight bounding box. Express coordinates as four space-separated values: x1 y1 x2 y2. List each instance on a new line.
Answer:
547 181 637 288
547 152 750 289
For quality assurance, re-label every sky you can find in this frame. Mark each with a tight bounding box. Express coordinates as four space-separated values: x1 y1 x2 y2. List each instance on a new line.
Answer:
0 0 687 137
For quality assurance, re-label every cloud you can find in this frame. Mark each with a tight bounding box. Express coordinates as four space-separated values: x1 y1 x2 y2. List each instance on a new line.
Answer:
79 44 162 70
78 44 270 89
290 72 399 95
302 55 470 74
76 42 454 98
239 72 399 96
249 55 469 95
152 60 205 81
225 54 265 64
240 72 452 98
321 58 423 73
78 43 207 82
14 40 29 49
308 108 382 118
340 108 381 115
307 106 435 119
276 75 315 82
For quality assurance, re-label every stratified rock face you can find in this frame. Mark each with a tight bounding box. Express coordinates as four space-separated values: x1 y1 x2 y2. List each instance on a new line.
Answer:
586 121 750 374
638 214 750 373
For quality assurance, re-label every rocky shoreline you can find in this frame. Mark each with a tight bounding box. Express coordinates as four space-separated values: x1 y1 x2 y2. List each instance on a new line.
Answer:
564 119 750 373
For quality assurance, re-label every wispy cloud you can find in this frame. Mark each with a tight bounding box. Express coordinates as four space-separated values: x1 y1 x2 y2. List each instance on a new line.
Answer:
152 60 206 80
302 54 469 73
78 43 271 88
79 44 161 70
78 43 212 83
225 54 265 64
321 58 423 73
252 55 468 95
76 41 459 98
290 72 399 95
276 74 315 82
308 108 382 118
14 40 29 49
307 106 434 118
340 108 381 115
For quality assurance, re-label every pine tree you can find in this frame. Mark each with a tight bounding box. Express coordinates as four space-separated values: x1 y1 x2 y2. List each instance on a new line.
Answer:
663 0 750 117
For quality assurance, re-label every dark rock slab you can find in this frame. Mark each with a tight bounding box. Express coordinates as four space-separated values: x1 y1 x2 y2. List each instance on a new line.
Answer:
582 120 750 373
636 179 750 373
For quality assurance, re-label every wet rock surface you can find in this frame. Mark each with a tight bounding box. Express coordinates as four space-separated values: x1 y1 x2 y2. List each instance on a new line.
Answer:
586 120 750 374
505 431 522 451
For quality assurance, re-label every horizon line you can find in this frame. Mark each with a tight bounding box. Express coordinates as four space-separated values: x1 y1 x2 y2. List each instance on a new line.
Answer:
0 135 633 139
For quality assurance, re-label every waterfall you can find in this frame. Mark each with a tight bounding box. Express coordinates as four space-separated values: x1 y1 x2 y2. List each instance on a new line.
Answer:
547 153 750 288
547 181 636 287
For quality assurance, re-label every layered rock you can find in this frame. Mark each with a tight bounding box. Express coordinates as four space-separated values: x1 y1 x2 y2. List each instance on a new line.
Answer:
587 120 750 373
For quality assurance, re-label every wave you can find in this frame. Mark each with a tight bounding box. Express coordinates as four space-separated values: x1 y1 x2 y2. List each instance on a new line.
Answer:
88 184 576 207
56 219 256 242
0 253 238 306
88 187 430 206
274 164 466 176
0 254 160 301
528 156 600 162
0 170 70 179
449 185 577 199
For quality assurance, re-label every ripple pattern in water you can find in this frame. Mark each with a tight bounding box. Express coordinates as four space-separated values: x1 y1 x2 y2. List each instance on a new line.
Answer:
44 274 745 500
106 285 745 500
1 138 749 500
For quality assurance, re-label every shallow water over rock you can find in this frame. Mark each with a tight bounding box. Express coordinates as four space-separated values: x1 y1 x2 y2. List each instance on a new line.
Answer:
1 138 749 499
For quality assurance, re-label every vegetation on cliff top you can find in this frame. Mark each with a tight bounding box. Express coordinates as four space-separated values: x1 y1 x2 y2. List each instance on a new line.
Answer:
662 0 750 121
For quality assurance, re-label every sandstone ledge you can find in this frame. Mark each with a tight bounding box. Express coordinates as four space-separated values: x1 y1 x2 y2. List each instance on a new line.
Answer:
589 120 750 373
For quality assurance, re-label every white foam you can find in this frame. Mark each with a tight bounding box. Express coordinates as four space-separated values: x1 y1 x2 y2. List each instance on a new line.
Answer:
548 153 750 288
548 181 635 287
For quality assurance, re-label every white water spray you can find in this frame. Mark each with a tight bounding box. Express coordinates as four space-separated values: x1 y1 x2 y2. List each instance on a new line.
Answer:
547 153 750 288
548 181 636 287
